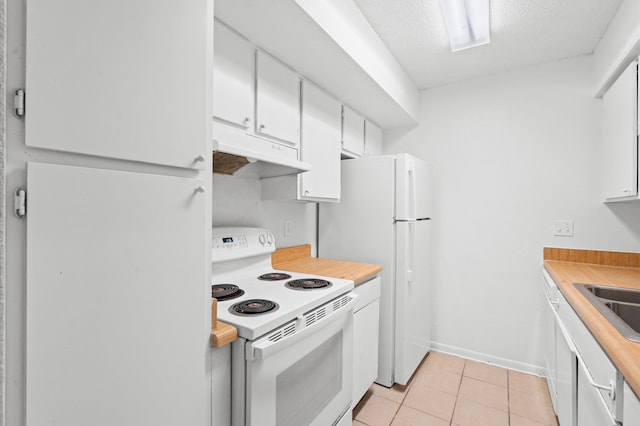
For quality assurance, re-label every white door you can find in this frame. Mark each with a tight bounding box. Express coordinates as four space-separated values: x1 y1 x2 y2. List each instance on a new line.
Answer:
213 21 254 129
602 60 638 199
244 295 355 426
26 162 209 426
299 81 342 201
255 51 301 146
624 383 640 426
25 0 210 169
394 220 432 385
555 317 577 426
341 106 365 158
577 365 616 426
541 279 557 411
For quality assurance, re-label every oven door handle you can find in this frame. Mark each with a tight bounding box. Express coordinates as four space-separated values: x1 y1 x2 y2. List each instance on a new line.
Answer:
248 294 357 362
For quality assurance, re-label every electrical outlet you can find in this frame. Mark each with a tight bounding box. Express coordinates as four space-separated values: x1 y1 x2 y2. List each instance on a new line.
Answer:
553 220 574 236
284 218 293 237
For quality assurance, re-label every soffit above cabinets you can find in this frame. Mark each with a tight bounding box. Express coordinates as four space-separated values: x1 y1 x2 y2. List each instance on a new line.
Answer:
214 0 420 130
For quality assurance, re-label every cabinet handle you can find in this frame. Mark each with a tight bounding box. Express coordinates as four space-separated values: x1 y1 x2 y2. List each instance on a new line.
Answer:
195 186 206 194
195 155 206 162
576 351 616 399
622 188 632 194
259 124 265 130
243 117 251 125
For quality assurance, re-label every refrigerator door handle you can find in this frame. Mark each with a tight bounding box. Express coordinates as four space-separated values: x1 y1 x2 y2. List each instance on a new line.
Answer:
409 166 416 220
407 221 415 283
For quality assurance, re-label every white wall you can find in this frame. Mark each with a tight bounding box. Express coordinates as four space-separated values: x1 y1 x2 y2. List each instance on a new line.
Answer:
212 172 318 253
384 56 640 372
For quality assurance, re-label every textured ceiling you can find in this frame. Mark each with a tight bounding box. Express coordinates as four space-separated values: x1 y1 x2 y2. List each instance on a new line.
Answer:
353 0 623 89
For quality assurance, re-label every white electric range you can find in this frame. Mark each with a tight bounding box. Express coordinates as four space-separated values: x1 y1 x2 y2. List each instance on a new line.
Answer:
212 227 356 426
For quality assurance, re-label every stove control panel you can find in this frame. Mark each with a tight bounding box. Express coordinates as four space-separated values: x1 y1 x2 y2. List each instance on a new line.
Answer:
213 234 248 249
212 227 276 262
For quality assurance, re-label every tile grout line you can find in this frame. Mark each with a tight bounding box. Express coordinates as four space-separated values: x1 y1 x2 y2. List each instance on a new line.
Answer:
507 370 511 426
449 359 467 426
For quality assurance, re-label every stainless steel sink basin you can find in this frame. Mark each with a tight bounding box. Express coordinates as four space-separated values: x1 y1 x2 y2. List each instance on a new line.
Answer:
584 285 640 304
574 283 640 342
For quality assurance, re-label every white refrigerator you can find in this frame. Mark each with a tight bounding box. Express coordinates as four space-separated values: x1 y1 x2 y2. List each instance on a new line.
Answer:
319 153 432 387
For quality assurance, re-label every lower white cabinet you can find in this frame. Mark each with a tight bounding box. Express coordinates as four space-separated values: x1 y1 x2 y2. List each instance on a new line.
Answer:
26 162 210 426
541 272 558 410
554 318 576 426
558 290 623 425
624 382 640 425
577 365 618 426
542 271 576 426
212 345 232 425
352 277 381 405
543 270 625 426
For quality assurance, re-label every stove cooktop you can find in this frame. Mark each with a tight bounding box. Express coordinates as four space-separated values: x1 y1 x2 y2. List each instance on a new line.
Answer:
211 226 354 340
212 267 353 340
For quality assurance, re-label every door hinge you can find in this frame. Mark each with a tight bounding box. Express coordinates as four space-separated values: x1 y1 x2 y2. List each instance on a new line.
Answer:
15 187 26 218
14 89 25 118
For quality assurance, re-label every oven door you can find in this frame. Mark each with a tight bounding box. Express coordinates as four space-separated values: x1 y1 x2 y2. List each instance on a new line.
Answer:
244 293 356 426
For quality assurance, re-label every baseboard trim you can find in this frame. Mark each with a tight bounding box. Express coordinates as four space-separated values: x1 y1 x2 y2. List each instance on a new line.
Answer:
431 342 546 377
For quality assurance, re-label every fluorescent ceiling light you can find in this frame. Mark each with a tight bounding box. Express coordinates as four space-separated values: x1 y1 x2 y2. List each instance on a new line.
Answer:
440 0 490 52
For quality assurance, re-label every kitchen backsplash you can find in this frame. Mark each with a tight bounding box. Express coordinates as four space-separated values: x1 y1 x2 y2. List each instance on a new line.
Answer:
212 172 318 253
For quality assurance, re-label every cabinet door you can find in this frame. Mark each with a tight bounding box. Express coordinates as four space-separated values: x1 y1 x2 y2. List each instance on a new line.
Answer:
353 300 380 404
577 366 616 426
213 22 254 129
364 120 383 157
256 51 301 145
624 382 640 425
555 318 576 426
602 61 638 199
342 106 365 158
541 286 557 410
25 0 210 169
26 162 209 426
299 82 342 201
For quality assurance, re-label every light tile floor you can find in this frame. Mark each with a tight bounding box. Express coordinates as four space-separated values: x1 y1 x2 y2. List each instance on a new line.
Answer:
353 351 558 426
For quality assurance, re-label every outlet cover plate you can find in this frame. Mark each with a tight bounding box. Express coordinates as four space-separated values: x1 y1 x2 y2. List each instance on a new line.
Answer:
553 220 574 236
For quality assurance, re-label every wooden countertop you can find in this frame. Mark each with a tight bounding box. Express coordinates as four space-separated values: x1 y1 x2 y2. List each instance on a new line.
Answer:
211 244 381 347
211 298 236 348
272 244 382 285
543 247 640 396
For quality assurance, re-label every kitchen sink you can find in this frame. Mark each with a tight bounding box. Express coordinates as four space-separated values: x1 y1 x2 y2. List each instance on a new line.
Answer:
574 283 640 342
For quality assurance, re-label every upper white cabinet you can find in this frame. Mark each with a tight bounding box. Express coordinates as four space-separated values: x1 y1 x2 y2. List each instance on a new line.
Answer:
261 81 341 202
602 60 638 201
342 106 365 158
25 0 209 170
213 22 254 129
365 120 383 157
299 82 342 201
256 51 301 146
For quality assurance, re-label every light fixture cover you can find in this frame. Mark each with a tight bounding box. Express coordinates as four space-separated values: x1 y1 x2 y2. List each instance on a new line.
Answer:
440 0 490 52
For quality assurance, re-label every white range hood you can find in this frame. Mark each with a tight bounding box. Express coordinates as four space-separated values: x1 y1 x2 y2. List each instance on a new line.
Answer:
212 123 311 178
